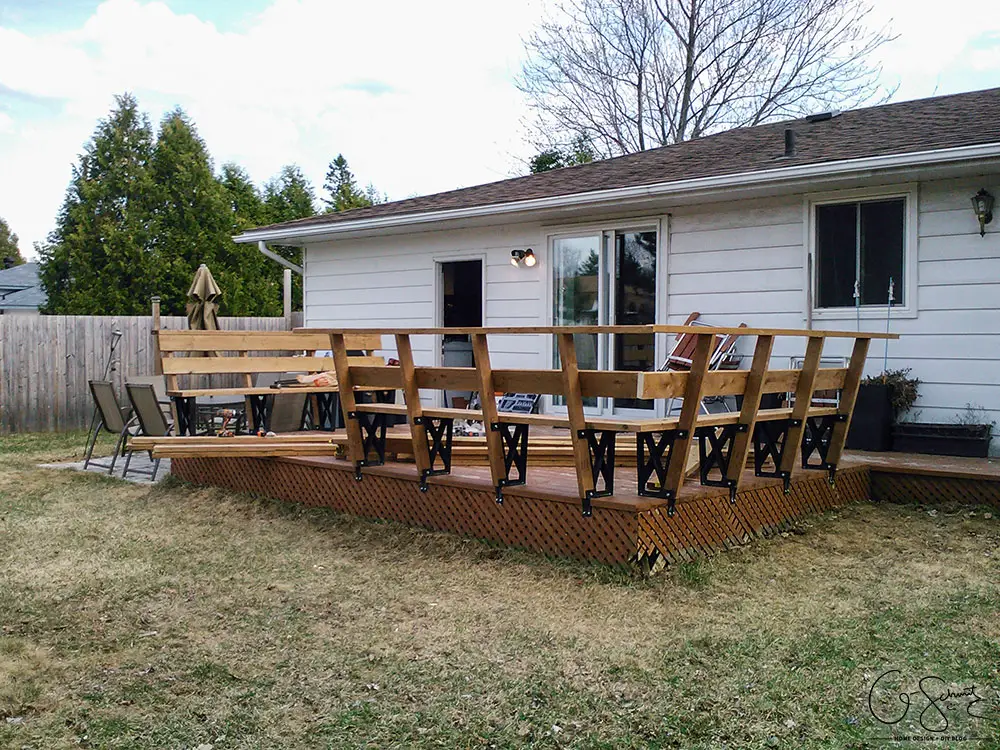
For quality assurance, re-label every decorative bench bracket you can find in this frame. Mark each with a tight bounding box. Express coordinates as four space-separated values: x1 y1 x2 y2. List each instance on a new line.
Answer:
580 429 616 517
349 410 387 479
801 413 847 485
417 416 454 491
637 429 688 516
753 419 800 494
492 422 528 503
696 423 747 502
247 394 272 434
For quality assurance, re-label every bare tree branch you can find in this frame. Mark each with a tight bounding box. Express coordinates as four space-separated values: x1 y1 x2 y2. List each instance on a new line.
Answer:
518 0 896 156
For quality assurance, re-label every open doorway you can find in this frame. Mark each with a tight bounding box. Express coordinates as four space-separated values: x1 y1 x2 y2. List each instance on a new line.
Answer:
439 259 483 408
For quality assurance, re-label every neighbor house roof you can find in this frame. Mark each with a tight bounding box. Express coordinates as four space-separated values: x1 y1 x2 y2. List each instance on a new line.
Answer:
0 263 47 311
241 87 1000 240
0 284 47 311
0 262 42 293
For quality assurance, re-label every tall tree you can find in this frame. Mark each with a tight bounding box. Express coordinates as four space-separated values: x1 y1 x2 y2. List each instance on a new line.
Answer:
0 217 25 267
262 165 317 311
149 108 234 313
218 163 283 316
39 93 156 314
519 0 893 157
265 165 317 222
529 137 596 173
322 154 385 212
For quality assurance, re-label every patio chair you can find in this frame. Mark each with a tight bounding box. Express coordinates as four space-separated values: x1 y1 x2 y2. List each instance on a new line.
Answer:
660 314 748 415
123 383 173 481
84 381 137 475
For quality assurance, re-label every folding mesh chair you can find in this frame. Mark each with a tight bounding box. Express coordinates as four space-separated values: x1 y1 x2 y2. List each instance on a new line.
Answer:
84 381 136 474
124 383 173 481
660 315 748 415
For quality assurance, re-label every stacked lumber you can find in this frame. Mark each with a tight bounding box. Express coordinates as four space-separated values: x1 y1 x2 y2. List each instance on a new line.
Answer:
132 433 340 459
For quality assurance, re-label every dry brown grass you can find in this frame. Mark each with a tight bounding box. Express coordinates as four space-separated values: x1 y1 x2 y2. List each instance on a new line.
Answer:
1 433 999 748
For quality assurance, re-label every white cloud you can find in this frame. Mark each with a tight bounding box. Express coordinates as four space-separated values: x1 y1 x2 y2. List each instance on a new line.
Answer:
867 0 1000 99
0 0 542 255
2 0 999 259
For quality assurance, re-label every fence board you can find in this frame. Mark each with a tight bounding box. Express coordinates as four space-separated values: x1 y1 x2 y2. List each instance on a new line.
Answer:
0 313 303 433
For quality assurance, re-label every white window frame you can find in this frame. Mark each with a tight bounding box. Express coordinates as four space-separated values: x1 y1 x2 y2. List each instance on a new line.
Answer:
805 184 919 321
542 217 665 416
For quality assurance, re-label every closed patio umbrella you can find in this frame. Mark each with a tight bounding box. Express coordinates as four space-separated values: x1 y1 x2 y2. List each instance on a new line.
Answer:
186 264 221 330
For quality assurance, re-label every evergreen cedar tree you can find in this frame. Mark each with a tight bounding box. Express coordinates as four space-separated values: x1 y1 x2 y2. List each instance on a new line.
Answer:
36 94 372 316
0 216 25 267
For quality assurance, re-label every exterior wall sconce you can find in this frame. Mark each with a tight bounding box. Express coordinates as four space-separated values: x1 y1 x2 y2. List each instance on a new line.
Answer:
972 189 994 236
510 248 537 267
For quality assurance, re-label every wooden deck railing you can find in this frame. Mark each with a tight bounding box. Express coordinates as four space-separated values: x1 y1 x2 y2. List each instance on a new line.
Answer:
300 325 896 516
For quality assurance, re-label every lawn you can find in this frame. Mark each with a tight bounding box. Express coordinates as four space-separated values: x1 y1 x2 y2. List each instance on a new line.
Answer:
1 433 998 749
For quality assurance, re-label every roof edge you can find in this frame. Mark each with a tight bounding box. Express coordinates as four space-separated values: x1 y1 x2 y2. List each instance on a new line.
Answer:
235 141 1000 244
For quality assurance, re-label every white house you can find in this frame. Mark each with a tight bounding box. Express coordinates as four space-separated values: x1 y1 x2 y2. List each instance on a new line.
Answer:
237 88 1000 455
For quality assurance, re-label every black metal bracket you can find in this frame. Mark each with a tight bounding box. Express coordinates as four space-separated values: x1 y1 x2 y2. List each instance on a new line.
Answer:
314 392 340 430
347 410 387 479
801 414 843 471
753 419 799 494
247 394 272 433
419 416 454 491
637 429 687 516
696 424 738 485
172 396 198 436
497 422 528 488
579 429 616 516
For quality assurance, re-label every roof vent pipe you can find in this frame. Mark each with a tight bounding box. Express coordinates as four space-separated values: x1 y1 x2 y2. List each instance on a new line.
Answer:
784 128 796 157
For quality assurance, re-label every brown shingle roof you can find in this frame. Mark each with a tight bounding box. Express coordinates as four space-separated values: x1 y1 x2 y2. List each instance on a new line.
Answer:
255 87 1000 233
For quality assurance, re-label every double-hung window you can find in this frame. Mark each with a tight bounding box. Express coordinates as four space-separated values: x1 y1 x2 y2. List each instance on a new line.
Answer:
810 188 916 317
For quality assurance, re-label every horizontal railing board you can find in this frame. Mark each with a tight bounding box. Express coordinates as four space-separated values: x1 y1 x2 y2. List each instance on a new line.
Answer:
298 324 897 339
158 330 380 353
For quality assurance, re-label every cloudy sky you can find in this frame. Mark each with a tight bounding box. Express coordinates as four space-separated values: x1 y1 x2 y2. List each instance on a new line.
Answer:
1 0 999 258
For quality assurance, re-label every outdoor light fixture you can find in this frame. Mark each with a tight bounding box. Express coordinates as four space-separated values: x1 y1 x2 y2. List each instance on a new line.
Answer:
510 248 537 267
972 188 994 236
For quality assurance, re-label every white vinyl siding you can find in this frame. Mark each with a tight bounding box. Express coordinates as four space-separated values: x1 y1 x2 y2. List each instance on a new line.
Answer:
303 222 546 370
300 174 1000 454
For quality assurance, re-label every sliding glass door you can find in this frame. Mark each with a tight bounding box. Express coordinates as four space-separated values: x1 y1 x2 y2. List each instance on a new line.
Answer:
551 228 658 415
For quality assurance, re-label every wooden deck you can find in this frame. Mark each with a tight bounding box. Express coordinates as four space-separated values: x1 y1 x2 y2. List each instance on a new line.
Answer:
169 446 999 568
170 451 871 568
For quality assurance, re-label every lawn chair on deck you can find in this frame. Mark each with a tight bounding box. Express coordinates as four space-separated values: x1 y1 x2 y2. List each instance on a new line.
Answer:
660 314 748 415
123 383 173 481
84 381 138 474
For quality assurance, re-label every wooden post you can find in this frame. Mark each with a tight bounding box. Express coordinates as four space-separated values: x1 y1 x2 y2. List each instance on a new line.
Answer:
779 335 825 480
663 332 714 501
725 334 775 494
824 336 871 470
329 332 364 470
557 333 596 505
151 296 162 376
471 333 507 498
395 333 432 480
283 269 292 330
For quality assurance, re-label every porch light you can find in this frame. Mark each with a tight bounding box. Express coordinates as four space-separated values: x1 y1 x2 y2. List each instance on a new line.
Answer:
510 248 536 267
972 188 994 236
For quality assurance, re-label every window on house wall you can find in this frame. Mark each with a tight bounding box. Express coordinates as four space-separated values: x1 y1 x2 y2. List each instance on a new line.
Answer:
815 198 905 308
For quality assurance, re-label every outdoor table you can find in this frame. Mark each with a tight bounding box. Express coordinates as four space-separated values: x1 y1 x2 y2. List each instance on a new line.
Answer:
167 386 350 436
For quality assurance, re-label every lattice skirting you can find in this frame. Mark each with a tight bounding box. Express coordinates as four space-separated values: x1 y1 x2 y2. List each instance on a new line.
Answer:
871 471 1000 510
170 458 871 567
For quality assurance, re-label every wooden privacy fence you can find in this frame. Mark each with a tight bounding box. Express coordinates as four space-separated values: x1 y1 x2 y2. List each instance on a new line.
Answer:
304 325 895 516
0 314 302 433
